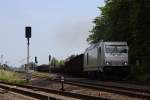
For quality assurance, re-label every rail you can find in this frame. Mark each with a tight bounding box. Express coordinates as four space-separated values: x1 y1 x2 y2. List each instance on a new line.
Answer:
0 81 111 100
52 78 150 99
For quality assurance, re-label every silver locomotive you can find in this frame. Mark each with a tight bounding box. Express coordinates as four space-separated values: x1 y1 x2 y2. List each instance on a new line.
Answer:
84 41 129 79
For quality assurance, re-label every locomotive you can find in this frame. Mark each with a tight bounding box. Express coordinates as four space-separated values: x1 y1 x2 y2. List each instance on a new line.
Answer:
84 41 129 79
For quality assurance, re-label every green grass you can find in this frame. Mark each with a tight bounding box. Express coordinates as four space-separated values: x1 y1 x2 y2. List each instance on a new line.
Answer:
0 70 27 84
32 72 56 80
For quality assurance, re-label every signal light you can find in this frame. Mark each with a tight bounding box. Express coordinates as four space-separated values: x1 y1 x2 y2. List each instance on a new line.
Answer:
35 56 38 63
49 55 51 62
25 27 31 38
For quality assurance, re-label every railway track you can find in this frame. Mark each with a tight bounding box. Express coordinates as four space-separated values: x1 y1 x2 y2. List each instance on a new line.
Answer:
0 81 111 100
52 78 150 99
31 73 150 99
114 80 150 86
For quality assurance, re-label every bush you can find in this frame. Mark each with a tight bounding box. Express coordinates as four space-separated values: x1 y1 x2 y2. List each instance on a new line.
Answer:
129 65 150 81
0 70 26 84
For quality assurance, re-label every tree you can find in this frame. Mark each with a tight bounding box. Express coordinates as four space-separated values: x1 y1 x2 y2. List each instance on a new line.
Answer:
87 0 150 81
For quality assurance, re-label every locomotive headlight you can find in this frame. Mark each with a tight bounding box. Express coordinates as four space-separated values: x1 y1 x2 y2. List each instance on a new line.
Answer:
105 61 111 65
124 62 128 65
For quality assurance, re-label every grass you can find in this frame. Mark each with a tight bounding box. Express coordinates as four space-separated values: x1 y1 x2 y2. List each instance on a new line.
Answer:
0 70 27 85
32 72 57 80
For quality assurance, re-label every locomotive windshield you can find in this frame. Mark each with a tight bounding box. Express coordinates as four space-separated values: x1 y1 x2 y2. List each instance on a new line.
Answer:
105 45 127 53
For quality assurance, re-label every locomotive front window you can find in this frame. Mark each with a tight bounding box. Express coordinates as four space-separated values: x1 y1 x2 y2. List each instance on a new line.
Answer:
105 45 127 53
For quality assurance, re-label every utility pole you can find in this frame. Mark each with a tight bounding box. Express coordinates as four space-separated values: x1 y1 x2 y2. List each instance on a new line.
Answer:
25 26 32 82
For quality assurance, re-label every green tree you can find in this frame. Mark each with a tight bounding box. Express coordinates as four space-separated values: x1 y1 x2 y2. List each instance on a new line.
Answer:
87 0 150 81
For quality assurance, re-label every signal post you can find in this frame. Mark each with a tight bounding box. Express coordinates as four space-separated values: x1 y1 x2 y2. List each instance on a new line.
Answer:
25 26 32 82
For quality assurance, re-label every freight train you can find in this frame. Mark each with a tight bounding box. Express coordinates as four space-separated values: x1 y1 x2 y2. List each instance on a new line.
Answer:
36 41 129 80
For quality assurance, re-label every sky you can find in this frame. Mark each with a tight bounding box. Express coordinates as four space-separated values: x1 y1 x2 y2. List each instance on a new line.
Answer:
0 0 105 67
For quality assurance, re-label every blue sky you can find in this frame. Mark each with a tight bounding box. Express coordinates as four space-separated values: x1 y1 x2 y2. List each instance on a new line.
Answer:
0 0 105 67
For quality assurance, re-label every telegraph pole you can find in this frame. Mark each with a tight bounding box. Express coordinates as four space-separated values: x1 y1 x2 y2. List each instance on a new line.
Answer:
25 26 32 82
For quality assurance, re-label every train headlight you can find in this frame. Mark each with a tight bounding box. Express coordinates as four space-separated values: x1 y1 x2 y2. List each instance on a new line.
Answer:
124 62 128 65
105 61 111 65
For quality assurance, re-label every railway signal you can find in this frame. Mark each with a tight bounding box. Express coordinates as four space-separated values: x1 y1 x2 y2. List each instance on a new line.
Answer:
35 56 38 64
25 26 32 82
49 55 51 62
49 55 51 73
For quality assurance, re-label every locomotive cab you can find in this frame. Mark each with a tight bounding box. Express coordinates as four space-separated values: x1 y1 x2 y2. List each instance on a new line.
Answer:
103 42 128 75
